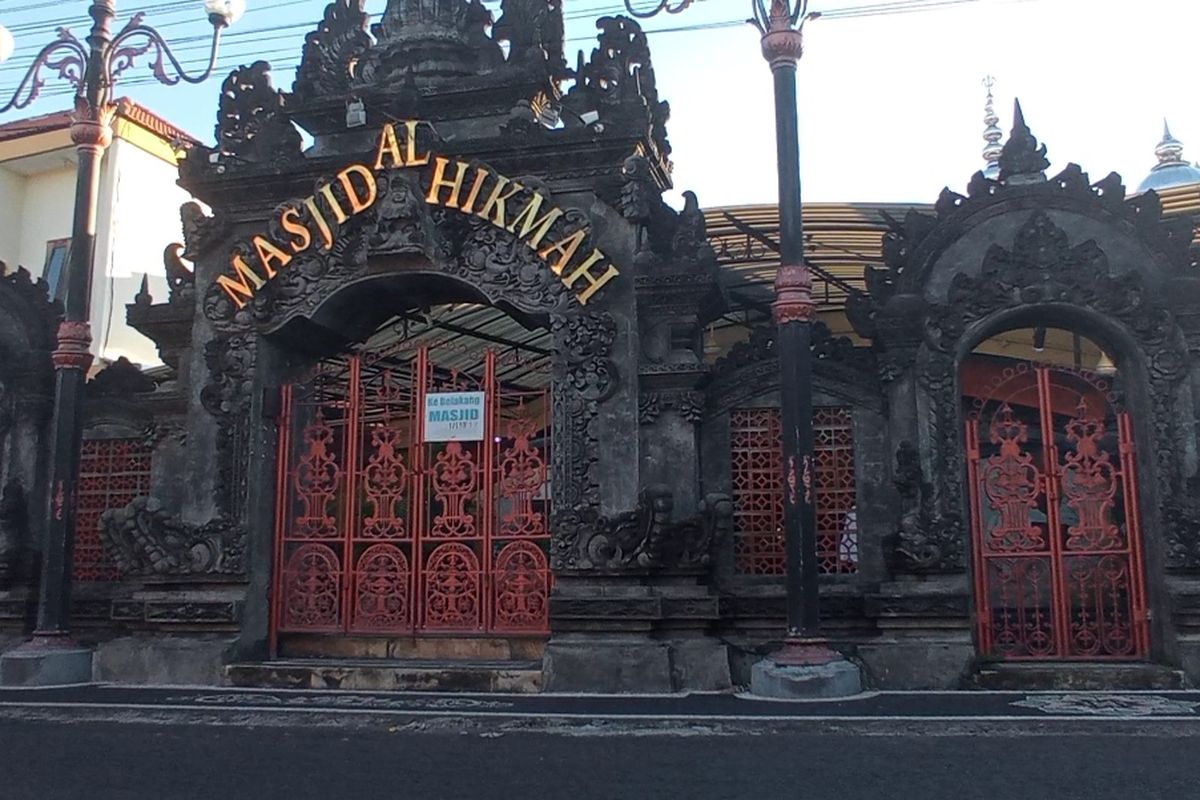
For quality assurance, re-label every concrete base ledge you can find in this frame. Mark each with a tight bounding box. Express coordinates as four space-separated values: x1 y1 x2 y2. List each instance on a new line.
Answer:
227 660 542 693
1 643 94 686
750 658 863 699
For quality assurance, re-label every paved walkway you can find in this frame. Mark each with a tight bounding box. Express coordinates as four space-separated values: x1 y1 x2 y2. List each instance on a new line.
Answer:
3 684 1200 726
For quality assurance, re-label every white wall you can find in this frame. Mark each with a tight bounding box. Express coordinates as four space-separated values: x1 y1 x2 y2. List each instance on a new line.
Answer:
0 129 193 367
0 168 26 266
15 165 74 278
94 136 189 365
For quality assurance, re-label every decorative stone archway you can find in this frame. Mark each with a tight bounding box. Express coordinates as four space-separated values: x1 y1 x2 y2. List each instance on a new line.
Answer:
162 8 734 686
846 111 1200 678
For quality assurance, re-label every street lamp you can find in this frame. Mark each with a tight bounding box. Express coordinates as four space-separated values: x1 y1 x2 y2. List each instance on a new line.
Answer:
0 1 239 686
625 0 861 695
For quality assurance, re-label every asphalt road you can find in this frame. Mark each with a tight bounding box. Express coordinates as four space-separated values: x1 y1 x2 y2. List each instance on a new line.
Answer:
1 718 1196 800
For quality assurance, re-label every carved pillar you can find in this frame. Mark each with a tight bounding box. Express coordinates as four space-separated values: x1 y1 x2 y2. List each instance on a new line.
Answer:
543 199 732 693
635 270 720 521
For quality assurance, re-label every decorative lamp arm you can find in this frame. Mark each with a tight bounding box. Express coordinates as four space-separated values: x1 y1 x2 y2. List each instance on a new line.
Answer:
623 0 697 19
0 31 88 113
106 12 227 87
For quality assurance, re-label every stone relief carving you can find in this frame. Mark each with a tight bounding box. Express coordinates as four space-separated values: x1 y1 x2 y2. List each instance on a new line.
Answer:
548 311 617 532
890 440 962 574
200 333 256 517
638 389 703 425
552 485 733 572
443 203 572 315
553 311 617 403
100 497 245 577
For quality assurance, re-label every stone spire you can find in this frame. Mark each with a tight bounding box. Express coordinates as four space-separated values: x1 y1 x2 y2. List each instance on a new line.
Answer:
1136 119 1200 193
981 76 1002 180
998 98 1049 185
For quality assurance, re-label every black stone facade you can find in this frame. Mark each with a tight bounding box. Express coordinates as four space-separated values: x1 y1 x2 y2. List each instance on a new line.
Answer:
1 1 1199 690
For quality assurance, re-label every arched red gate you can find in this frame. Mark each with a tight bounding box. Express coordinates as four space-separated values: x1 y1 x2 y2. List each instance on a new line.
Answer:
965 362 1150 660
270 340 551 652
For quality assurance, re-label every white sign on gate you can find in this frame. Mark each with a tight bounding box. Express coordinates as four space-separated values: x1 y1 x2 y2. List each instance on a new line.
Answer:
423 391 486 442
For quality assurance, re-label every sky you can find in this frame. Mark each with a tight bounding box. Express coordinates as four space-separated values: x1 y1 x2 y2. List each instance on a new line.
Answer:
1 0 1198 208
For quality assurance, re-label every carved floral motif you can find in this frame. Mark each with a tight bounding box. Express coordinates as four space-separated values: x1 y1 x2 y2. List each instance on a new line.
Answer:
551 486 732 572
99 497 246 576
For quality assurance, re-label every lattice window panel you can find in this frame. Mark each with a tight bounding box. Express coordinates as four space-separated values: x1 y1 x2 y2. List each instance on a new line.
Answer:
730 407 858 575
73 438 152 582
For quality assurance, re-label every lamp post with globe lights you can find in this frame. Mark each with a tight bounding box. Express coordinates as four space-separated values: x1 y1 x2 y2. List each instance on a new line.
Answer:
0 0 242 686
624 0 861 696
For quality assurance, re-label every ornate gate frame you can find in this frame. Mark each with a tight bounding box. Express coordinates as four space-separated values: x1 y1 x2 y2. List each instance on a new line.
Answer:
271 340 553 646
845 143 1200 669
965 362 1150 660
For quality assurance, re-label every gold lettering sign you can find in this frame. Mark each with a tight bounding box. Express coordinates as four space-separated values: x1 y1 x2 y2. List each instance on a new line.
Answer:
218 122 620 309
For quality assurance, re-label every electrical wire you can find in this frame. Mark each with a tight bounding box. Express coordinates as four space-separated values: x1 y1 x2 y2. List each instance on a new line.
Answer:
0 0 1032 102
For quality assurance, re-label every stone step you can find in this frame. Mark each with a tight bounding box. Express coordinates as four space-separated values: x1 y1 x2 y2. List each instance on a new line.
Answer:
277 634 545 662
225 658 542 694
968 662 1190 691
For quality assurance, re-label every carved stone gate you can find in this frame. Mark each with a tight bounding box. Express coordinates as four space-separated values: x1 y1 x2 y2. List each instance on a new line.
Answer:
271 340 551 647
966 362 1149 660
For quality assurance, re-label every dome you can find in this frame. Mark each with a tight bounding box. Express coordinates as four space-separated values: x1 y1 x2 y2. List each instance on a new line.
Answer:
1136 120 1200 193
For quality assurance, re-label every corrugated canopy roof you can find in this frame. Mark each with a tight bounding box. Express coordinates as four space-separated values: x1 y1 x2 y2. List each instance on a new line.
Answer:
706 202 931 311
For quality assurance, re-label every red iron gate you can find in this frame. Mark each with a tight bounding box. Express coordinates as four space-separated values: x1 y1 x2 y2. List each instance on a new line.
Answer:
271 344 551 646
966 364 1149 660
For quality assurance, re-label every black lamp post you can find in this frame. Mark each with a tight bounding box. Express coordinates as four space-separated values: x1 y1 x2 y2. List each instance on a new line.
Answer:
0 0 240 686
625 0 859 692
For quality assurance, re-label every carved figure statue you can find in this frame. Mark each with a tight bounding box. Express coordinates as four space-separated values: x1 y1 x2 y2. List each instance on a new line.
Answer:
370 171 431 253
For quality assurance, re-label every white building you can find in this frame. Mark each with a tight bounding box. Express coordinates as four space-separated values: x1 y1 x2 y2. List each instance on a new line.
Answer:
0 99 198 367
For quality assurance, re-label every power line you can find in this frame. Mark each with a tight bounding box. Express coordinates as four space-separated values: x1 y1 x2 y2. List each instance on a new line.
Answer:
0 0 1032 102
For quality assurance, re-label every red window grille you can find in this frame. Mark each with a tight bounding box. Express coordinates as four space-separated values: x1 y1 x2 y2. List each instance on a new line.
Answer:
73 437 153 582
730 407 858 575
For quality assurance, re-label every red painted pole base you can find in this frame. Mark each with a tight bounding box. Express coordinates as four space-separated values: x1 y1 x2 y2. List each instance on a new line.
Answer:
772 636 842 667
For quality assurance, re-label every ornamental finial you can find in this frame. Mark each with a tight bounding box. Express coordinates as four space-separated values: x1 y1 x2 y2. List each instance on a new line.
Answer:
752 0 814 70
